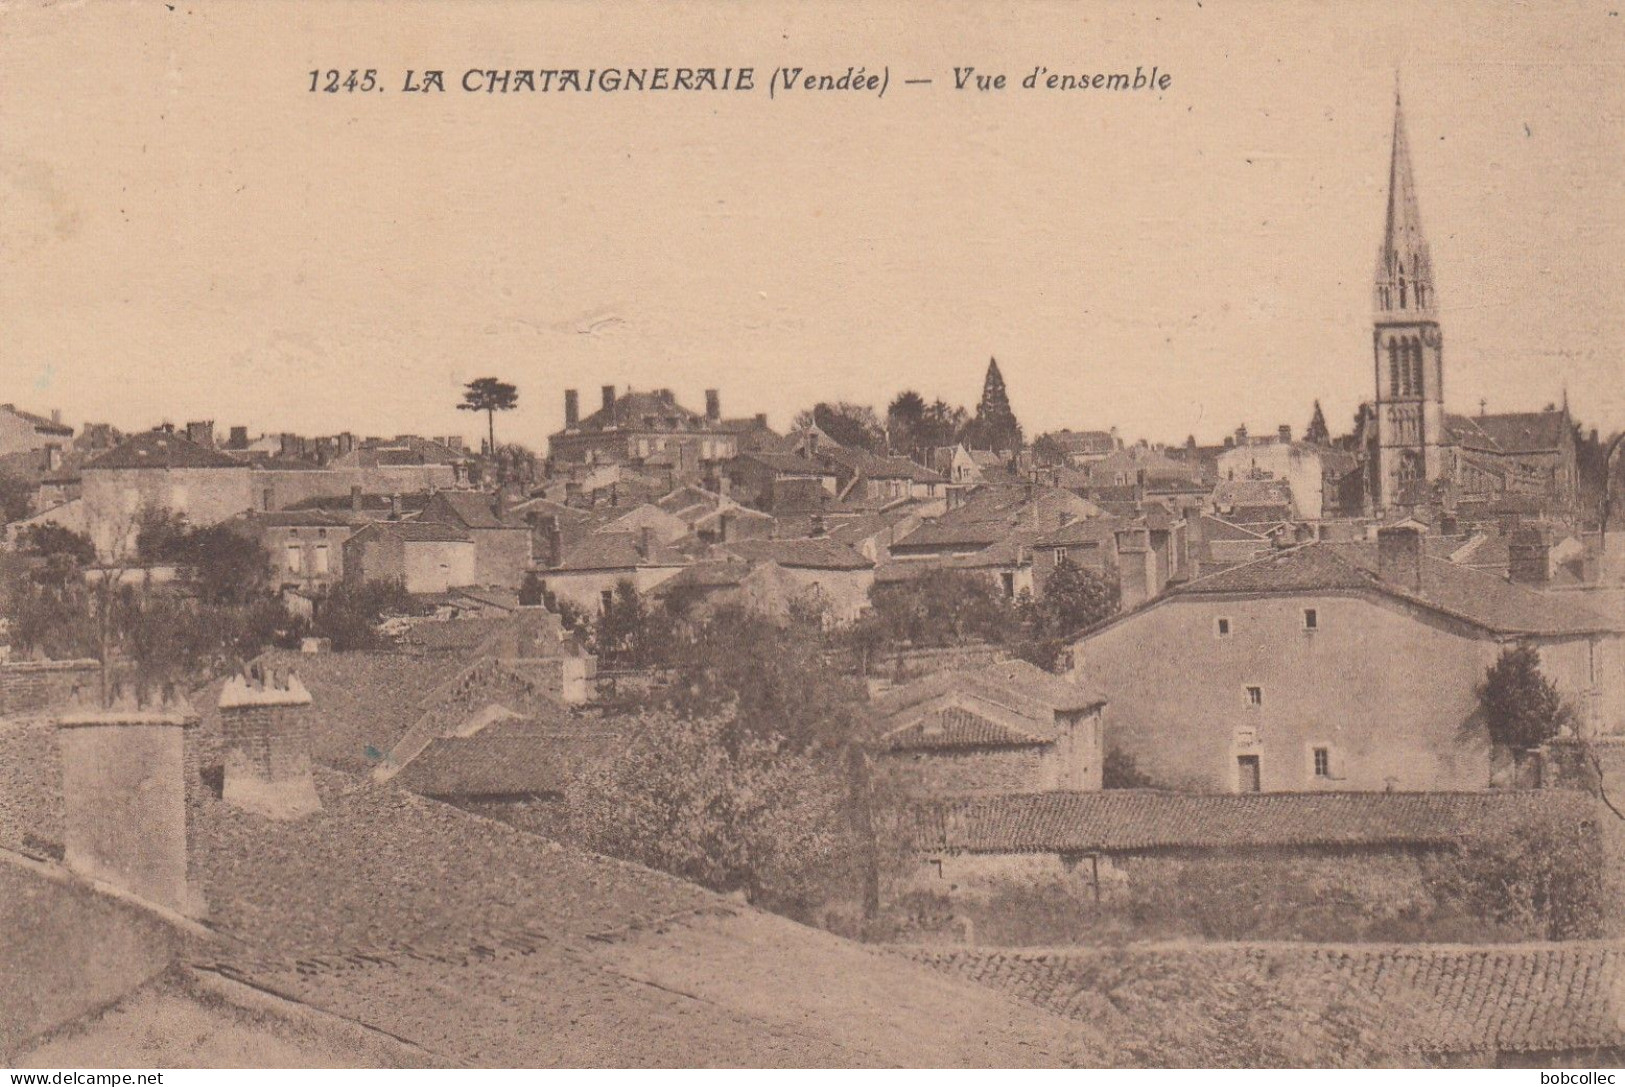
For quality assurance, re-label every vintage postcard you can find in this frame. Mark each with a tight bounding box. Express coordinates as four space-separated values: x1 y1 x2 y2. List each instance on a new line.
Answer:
3 0 1624 1072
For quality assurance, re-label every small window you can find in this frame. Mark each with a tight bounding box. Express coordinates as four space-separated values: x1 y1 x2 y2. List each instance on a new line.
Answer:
1216 617 1232 637
1303 608 1318 631
1313 746 1331 778
1245 685 1263 707
600 588 615 613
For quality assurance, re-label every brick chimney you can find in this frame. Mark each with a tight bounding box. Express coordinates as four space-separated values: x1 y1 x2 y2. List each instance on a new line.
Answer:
186 421 215 449
601 385 617 413
1508 525 1553 585
564 389 580 429
218 665 319 820
228 425 248 449
705 389 721 422
1377 525 1425 593
55 684 202 915
1278 425 1291 444
51 408 62 425
754 412 768 428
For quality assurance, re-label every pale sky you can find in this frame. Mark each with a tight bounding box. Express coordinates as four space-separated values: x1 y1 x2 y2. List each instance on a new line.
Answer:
2 0 1622 450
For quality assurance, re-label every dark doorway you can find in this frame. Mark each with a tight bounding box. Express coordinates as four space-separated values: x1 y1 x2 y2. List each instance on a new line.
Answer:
1237 754 1261 793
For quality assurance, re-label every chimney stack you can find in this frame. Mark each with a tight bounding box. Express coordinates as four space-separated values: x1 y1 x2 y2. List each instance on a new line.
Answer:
1376 525 1425 593
754 412 768 429
228 425 249 449
718 511 732 543
1508 525 1554 585
602 385 617 413
564 389 580 429
217 665 319 820
51 408 62 426
1278 425 1292 444
541 514 563 568
186 421 215 449
55 684 202 915
637 525 654 559
705 389 721 422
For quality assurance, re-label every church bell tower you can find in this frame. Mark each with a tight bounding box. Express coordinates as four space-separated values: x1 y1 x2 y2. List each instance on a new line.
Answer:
1372 91 1445 511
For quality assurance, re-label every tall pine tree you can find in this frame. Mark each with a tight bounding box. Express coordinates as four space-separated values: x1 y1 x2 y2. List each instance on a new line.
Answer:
1305 400 1331 445
963 357 1023 453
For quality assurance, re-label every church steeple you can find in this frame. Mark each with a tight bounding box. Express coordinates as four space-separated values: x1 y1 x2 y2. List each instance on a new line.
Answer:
1369 86 1446 513
1374 91 1436 316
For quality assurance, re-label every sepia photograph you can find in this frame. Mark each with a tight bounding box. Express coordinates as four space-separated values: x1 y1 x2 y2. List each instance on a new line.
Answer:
2 0 1624 1072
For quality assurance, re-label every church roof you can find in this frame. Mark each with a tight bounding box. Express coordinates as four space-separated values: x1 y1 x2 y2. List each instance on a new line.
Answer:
1445 411 1570 456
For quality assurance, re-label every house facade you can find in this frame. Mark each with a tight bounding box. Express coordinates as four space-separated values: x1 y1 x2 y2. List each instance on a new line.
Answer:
1069 527 1622 794
869 660 1107 797
343 521 476 594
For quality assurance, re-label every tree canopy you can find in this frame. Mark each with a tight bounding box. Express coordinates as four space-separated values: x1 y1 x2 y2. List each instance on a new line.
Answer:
1478 644 1574 751
458 376 520 455
961 357 1023 453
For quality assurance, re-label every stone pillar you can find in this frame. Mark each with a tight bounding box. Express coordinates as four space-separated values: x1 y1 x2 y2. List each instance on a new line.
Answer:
55 687 201 916
218 666 319 820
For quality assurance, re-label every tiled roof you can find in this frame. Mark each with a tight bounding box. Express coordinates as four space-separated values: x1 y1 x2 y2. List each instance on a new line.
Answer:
348 520 471 544
0 404 72 435
1171 542 1615 636
1446 411 1570 455
882 705 1049 751
392 716 621 798
905 789 1591 853
427 490 525 530
84 430 243 470
655 559 755 590
741 452 834 476
721 538 873 570
549 531 688 572
871 660 1106 738
912 939 1625 1060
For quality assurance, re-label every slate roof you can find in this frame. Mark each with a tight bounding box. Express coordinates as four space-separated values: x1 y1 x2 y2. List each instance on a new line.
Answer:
564 388 713 434
905 789 1592 853
655 559 755 590
1169 542 1616 636
740 452 835 476
721 538 873 571
84 430 243 470
1446 411 1570 455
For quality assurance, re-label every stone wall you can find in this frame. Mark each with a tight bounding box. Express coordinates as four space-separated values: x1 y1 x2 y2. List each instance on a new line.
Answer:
0 659 100 719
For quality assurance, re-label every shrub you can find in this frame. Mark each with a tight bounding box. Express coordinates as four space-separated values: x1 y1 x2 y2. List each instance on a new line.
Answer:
1478 644 1574 751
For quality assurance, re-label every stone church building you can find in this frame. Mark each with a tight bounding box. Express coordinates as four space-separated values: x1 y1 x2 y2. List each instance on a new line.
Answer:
1360 95 1579 515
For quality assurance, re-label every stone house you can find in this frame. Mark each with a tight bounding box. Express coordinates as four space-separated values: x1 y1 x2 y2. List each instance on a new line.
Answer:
1068 526 1623 794
254 509 358 591
719 537 875 622
419 490 533 588
80 430 254 558
342 520 476 594
0 403 72 460
868 660 1107 796
536 528 690 614
1215 435 1357 521
548 386 742 468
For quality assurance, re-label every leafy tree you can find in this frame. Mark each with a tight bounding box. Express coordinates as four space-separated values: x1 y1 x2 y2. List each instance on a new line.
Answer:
921 398 970 451
664 605 866 754
886 391 927 457
791 402 887 454
1478 644 1574 751
567 711 865 911
134 507 192 563
132 511 268 607
1030 432 1069 467
1031 559 1121 639
310 579 416 651
593 579 675 668
961 357 1023 453
19 524 96 566
867 568 1018 649
1103 748 1157 789
457 376 520 457
0 471 34 525
1305 400 1331 445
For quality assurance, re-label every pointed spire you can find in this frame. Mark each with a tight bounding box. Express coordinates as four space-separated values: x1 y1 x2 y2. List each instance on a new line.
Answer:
1374 87 1436 316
